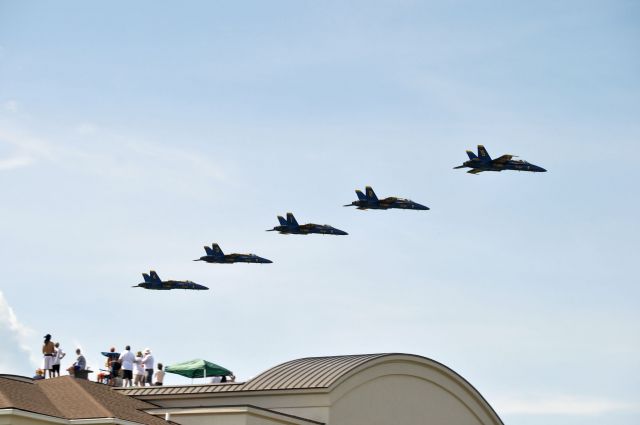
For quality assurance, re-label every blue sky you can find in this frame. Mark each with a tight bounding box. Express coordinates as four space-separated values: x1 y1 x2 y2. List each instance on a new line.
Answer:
1 1 639 424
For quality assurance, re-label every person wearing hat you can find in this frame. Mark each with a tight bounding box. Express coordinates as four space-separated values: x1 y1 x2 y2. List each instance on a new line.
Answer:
141 348 154 386
42 334 55 379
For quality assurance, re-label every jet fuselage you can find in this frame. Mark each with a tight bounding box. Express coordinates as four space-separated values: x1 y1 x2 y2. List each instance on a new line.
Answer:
270 224 348 235
197 254 272 264
347 197 429 210
460 159 546 173
134 280 209 290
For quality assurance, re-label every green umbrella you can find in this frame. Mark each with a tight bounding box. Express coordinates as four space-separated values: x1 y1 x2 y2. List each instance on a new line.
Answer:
165 359 232 380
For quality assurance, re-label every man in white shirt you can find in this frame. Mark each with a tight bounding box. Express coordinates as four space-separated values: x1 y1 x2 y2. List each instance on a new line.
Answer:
141 348 155 386
52 342 65 377
118 345 136 387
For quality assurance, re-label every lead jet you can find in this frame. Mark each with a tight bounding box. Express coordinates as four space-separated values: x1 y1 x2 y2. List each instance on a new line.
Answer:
344 186 429 211
194 243 272 264
454 145 547 174
267 213 348 235
133 271 208 290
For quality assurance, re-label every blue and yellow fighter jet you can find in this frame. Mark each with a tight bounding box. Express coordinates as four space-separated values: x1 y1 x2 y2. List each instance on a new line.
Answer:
267 213 348 235
133 271 208 290
194 243 272 264
454 145 547 174
344 186 429 210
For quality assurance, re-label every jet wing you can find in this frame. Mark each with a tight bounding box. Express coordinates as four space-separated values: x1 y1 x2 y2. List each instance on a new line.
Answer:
467 169 483 174
492 155 514 164
378 197 397 206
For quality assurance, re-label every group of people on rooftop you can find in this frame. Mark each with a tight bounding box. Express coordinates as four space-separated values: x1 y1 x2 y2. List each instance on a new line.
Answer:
39 333 163 387
101 345 164 387
39 333 85 379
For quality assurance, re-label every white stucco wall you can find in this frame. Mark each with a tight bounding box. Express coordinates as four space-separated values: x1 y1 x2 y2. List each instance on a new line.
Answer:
330 374 484 425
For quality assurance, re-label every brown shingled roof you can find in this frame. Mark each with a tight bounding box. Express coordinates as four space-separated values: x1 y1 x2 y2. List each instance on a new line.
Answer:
0 375 168 425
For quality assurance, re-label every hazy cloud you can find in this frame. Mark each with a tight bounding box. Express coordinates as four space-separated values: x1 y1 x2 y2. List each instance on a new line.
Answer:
0 155 34 170
0 125 54 171
0 291 37 374
0 121 225 186
74 122 97 135
3 100 18 112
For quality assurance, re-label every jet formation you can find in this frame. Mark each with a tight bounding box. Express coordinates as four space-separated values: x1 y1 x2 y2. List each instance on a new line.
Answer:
133 271 209 291
267 212 348 235
133 145 546 291
344 186 429 210
454 145 547 174
194 243 272 264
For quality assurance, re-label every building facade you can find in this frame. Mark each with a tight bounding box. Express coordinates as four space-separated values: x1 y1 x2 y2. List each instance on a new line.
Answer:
119 353 504 425
2 353 503 425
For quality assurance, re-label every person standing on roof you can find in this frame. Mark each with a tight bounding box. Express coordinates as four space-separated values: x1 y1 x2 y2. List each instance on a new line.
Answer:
118 345 136 387
141 348 154 386
133 350 145 386
42 334 55 379
52 342 65 377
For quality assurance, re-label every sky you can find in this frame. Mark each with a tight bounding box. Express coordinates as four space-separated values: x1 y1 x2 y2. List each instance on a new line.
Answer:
0 1 639 424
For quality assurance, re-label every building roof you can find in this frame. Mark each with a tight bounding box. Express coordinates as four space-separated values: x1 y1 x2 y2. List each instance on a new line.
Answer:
241 353 386 390
0 375 169 425
117 353 439 397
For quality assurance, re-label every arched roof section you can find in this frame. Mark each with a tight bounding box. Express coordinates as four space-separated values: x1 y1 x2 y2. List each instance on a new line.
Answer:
240 353 387 391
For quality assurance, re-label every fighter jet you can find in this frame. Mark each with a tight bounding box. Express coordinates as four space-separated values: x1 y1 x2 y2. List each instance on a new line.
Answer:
267 212 348 235
454 145 547 174
133 271 208 290
194 243 273 264
344 186 429 211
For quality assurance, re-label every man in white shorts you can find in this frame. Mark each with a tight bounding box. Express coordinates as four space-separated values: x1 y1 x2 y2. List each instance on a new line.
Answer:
42 334 55 379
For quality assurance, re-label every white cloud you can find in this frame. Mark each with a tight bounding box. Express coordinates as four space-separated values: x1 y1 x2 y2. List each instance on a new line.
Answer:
496 394 640 416
0 291 38 375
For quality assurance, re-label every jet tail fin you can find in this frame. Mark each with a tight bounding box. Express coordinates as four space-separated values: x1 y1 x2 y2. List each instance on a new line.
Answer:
142 273 152 283
277 215 288 226
356 190 367 201
149 270 161 282
477 145 491 161
286 212 299 226
211 243 224 256
365 186 378 201
466 150 477 160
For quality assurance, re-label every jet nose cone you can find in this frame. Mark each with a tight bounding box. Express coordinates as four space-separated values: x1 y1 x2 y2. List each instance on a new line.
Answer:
415 204 430 210
264 259 273 263
337 230 349 235
535 166 547 172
